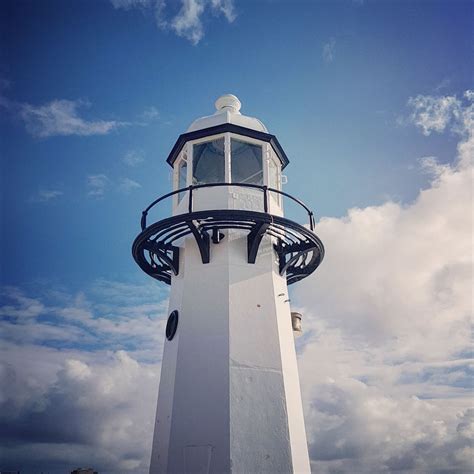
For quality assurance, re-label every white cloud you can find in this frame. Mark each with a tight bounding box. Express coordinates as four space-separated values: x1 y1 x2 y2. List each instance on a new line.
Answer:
304 366 473 473
464 89 474 102
110 0 236 45
86 174 142 197
0 287 45 319
408 95 460 135
298 318 473 473
119 177 142 193
0 279 168 358
171 0 206 45
210 0 236 22
86 174 110 197
0 344 159 473
293 90 473 472
153 0 167 28
407 90 473 136
0 280 166 471
31 189 64 202
1 88 158 137
140 105 160 122
19 99 126 138
123 149 145 166
322 37 336 63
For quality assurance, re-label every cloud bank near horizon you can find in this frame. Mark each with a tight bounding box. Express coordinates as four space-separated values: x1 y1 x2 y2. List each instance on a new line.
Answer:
295 90 472 472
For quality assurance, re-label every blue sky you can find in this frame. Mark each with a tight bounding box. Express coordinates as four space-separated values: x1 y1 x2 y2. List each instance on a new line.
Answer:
1 1 472 472
1 0 471 288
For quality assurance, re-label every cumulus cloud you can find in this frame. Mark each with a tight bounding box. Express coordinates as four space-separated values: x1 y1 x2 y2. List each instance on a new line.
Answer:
110 0 236 45
19 99 127 138
0 346 159 473
294 91 473 472
322 37 336 63
0 279 169 471
305 371 473 473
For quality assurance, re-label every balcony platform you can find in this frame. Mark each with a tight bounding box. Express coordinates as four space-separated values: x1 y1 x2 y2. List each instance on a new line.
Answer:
132 184 324 286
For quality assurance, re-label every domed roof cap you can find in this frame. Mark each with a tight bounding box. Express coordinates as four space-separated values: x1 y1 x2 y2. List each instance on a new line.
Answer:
187 94 268 133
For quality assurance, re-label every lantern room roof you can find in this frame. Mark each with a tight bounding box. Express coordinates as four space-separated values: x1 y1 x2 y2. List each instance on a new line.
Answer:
187 94 268 133
166 94 290 169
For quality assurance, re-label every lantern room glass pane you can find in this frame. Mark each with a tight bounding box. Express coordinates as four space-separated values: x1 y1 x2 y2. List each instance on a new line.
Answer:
231 139 263 185
193 138 225 185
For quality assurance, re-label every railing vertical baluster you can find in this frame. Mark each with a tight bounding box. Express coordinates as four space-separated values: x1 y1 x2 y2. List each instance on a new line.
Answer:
188 185 193 213
141 182 317 232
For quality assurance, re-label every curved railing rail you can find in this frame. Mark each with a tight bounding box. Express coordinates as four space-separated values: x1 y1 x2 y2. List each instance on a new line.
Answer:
140 182 316 231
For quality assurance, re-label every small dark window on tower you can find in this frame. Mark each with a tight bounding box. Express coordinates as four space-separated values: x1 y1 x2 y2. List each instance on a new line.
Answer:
166 310 179 341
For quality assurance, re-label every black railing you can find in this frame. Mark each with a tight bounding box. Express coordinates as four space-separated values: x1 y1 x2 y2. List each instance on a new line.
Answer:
140 182 316 232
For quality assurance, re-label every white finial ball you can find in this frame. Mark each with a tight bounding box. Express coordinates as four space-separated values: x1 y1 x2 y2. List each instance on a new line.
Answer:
215 94 241 113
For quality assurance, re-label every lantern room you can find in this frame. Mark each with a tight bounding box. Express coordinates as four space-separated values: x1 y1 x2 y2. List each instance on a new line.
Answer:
166 94 289 214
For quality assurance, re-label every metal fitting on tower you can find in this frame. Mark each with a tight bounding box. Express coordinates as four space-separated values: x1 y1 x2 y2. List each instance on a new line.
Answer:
291 312 302 335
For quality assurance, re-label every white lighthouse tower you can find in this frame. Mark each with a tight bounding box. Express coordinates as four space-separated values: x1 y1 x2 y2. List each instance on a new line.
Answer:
133 95 324 473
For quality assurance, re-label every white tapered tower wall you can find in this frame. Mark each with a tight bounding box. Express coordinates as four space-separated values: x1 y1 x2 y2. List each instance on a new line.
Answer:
149 95 311 473
150 227 310 473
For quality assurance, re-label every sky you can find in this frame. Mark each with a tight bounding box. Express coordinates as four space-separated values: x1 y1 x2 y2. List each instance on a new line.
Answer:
0 0 472 472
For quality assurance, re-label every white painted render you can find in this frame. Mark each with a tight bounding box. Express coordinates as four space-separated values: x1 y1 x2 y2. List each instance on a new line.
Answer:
187 94 268 133
149 96 310 474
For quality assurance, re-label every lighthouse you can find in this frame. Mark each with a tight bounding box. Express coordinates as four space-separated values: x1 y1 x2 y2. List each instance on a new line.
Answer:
132 95 324 473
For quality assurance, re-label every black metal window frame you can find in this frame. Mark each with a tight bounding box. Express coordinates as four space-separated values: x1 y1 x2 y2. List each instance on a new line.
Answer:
172 131 283 191
191 136 226 185
166 124 290 170
229 136 264 186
